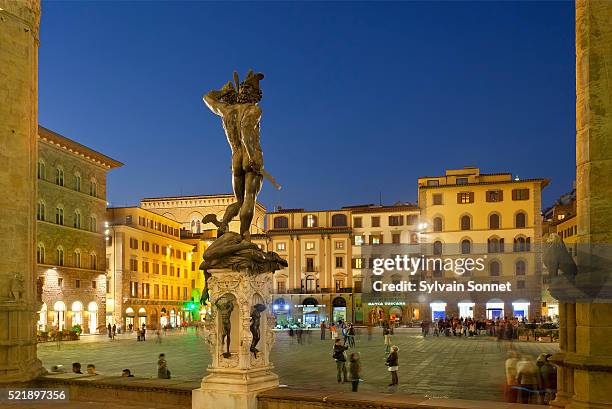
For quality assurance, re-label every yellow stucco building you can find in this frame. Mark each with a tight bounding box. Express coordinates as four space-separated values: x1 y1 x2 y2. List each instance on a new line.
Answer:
105 207 196 329
263 208 353 326
418 167 548 321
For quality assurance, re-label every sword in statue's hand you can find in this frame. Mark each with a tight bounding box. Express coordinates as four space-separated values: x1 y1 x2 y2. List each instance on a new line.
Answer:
262 169 282 190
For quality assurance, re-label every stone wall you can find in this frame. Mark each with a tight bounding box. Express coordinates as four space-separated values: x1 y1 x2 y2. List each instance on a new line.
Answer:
257 387 541 409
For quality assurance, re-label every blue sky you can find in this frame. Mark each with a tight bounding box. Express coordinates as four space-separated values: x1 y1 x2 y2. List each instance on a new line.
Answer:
39 1 576 211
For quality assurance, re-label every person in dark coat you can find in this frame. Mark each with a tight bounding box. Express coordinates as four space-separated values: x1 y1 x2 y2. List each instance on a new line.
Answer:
333 338 349 383
537 353 557 404
157 353 171 379
348 352 361 392
386 345 399 386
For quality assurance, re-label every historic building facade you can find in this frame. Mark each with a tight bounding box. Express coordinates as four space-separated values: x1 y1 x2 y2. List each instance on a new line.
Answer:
105 207 196 329
36 126 122 333
347 203 423 326
140 194 266 235
417 167 548 321
264 208 353 326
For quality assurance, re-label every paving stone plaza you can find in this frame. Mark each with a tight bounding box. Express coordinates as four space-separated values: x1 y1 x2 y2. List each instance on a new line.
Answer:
38 328 558 401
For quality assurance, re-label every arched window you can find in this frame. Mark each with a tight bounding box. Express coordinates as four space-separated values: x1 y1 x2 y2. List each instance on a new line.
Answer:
37 200 45 221
489 213 500 229
331 214 347 227
488 237 505 253
489 261 500 276
515 212 527 228
37 160 46 180
513 236 530 252
55 167 64 186
305 275 316 292
74 210 81 229
433 241 443 256
73 249 81 268
461 239 471 254
90 178 98 197
74 172 81 192
89 215 97 232
37 243 45 264
460 215 471 231
433 217 443 232
55 206 64 225
56 246 64 266
71 301 83 326
273 216 288 229
303 214 317 228
515 260 526 276
90 253 97 270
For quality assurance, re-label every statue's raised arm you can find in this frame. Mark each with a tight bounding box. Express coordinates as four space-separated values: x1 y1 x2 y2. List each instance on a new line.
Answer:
203 81 237 117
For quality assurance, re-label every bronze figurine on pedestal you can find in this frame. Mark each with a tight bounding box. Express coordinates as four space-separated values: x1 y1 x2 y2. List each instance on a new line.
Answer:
200 71 287 306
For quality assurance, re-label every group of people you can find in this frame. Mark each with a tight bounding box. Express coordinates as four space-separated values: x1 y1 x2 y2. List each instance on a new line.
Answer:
417 317 534 341
56 353 171 380
330 320 400 392
505 352 557 405
321 321 357 347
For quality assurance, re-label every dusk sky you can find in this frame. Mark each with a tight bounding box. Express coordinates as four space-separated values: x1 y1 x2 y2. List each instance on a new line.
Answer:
39 1 576 212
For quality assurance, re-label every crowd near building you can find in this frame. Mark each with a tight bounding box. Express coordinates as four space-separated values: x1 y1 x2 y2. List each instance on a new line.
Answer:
33 129 568 334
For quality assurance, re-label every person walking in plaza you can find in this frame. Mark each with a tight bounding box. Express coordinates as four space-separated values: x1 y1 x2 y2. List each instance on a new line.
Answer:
333 339 349 383
157 353 171 379
330 323 338 340
55 325 62 350
107 323 112 339
112 323 116 339
386 345 399 386
141 324 147 341
536 353 557 404
383 326 392 353
347 324 355 348
349 352 361 392
516 354 539 404
504 351 519 403
156 328 162 344
320 321 326 340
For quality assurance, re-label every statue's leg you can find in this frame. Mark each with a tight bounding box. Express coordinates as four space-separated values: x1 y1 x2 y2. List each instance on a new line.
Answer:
240 171 263 238
226 331 231 354
219 153 245 234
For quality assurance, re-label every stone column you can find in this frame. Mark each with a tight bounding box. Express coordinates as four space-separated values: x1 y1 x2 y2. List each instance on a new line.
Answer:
0 0 44 382
550 2 612 408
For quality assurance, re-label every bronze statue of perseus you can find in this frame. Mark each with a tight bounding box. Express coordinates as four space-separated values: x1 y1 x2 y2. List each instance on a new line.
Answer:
203 69 280 241
199 71 287 306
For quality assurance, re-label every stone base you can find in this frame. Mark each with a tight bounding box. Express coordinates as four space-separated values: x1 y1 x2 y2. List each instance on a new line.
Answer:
193 368 278 409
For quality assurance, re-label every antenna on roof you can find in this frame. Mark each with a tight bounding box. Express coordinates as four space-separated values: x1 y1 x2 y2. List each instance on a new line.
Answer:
379 192 382 206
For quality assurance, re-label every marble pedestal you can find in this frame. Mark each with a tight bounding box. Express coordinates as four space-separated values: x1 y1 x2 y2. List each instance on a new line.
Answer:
192 269 278 409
